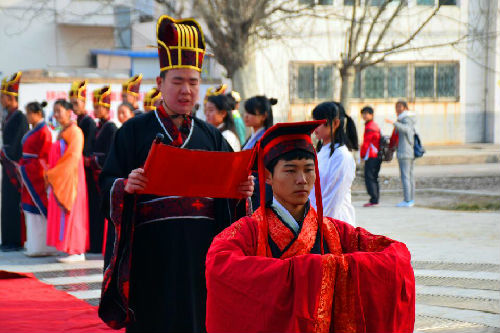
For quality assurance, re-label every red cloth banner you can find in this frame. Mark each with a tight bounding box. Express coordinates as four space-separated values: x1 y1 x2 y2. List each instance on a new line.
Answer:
139 142 254 199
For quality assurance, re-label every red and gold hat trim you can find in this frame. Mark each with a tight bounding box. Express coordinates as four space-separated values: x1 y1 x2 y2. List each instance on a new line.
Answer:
94 86 111 108
69 80 87 101
122 74 143 97
1 71 22 97
156 15 206 72
144 88 162 111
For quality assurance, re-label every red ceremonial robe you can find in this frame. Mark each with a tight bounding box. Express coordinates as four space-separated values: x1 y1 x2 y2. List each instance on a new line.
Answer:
206 205 415 333
19 121 52 217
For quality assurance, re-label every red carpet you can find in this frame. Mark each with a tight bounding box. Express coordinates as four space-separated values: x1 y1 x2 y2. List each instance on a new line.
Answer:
0 270 120 332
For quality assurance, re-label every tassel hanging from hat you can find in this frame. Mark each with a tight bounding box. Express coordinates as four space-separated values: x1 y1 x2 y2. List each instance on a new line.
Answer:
256 140 270 257
313 149 325 255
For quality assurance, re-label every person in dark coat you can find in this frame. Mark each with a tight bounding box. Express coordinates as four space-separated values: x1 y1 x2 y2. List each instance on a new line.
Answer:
98 15 254 333
0 71 29 251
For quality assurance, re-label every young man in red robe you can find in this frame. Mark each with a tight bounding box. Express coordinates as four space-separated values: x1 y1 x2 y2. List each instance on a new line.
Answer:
206 121 415 333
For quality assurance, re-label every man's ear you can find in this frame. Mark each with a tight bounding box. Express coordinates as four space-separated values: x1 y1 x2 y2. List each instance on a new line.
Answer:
265 168 273 186
156 76 163 90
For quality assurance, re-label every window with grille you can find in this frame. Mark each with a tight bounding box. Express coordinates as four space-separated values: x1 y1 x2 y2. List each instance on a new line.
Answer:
388 66 408 98
415 65 435 98
364 67 385 98
292 63 335 102
437 64 457 97
346 62 458 101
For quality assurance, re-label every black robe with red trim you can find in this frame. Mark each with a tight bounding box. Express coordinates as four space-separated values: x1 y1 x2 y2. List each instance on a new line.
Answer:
77 114 101 253
1 109 29 248
88 119 116 253
98 110 240 333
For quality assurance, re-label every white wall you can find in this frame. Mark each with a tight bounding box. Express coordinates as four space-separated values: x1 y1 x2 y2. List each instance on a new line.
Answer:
0 0 114 77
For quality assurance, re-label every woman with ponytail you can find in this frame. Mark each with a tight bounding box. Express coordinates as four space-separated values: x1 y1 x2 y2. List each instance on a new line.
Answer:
19 101 56 256
309 101 358 226
242 96 276 150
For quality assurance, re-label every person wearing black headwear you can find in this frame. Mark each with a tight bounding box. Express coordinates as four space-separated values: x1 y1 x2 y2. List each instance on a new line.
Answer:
1 72 29 252
309 101 358 226
98 15 253 332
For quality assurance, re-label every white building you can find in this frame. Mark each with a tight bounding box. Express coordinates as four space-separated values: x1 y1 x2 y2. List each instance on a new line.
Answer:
0 0 219 120
245 0 500 144
1 0 499 144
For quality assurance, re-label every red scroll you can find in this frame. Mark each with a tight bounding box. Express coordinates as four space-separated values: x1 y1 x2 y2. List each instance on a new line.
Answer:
139 140 254 199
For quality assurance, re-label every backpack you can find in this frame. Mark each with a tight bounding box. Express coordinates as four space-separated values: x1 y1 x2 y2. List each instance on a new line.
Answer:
414 133 425 158
377 134 394 162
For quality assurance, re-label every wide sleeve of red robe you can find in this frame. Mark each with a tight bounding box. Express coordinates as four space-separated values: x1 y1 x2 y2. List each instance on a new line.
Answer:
205 215 415 333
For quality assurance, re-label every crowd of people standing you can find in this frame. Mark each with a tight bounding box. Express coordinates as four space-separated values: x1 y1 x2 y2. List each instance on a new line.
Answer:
0 68 418 260
0 14 419 333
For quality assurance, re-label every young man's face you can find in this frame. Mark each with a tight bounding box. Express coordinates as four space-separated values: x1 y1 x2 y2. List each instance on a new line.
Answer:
95 105 110 120
1 94 14 109
70 97 86 115
395 102 406 115
266 158 316 207
156 68 200 115
122 92 137 106
361 112 373 122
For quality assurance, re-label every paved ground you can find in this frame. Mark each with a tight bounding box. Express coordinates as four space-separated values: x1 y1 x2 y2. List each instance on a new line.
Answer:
354 194 500 332
1 151 499 331
379 163 500 178
0 196 498 332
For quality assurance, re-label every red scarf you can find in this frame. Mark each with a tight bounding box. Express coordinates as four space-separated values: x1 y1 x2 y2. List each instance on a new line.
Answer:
156 104 192 147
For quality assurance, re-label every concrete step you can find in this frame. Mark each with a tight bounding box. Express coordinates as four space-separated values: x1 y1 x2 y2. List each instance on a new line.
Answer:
412 261 500 273
415 269 500 291
416 304 500 329
416 285 500 314
415 314 488 332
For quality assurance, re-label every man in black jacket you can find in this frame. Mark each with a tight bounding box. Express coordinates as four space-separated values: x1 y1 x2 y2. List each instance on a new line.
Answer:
1 71 29 251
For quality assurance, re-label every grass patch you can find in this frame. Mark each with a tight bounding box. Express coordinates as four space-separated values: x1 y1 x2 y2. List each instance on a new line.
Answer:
430 201 500 211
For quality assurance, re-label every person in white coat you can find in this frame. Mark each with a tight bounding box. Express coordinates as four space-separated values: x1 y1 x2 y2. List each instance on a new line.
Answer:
309 102 359 226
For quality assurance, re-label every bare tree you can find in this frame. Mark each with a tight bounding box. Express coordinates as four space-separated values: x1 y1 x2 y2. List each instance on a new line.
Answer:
336 0 450 107
156 0 317 97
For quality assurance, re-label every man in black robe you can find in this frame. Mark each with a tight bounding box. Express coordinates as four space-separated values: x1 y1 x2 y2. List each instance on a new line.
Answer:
98 15 254 333
1 72 29 251
90 86 117 259
70 80 101 253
